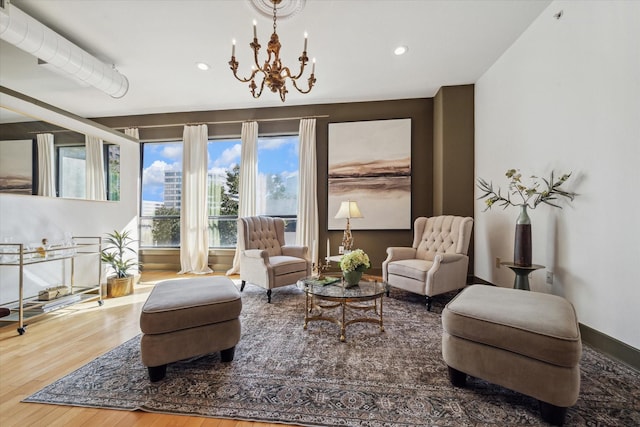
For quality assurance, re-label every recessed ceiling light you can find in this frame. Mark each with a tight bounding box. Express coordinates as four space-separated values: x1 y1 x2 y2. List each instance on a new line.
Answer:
394 46 408 56
196 62 210 71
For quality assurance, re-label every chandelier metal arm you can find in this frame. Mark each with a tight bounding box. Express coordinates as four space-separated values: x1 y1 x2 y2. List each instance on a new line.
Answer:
229 57 261 84
251 76 266 99
291 74 316 94
290 53 309 80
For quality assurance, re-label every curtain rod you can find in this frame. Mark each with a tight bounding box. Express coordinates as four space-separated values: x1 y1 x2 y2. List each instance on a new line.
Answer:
27 129 76 134
113 114 330 130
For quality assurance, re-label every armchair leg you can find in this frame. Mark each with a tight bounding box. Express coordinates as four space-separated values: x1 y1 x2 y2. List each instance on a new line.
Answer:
240 280 246 292
267 289 272 303
425 296 433 311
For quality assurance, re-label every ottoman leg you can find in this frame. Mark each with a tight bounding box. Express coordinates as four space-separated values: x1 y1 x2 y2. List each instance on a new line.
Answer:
220 346 236 362
539 400 568 426
148 364 167 382
447 366 467 387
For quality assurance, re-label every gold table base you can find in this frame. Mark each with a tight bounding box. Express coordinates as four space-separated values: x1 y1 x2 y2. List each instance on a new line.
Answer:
303 288 385 342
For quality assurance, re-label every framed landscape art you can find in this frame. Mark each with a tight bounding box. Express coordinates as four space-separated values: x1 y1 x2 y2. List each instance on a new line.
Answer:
327 118 411 230
0 139 34 195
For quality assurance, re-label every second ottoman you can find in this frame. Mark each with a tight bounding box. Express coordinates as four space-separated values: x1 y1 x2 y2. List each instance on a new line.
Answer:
140 276 242 381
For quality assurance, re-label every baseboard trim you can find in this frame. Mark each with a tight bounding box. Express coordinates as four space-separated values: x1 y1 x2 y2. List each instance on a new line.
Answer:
471 277 639 373
469 275 493 285
579 323 640 373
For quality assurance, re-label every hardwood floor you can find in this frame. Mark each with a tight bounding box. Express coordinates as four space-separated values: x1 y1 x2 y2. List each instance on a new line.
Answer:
0 271 286 427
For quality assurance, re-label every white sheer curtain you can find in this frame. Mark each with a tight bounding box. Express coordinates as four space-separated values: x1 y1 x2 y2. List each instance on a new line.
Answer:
36 133 56 197
296 119 319 267
227 121 258 275
85 135 106 201
179 124 213 274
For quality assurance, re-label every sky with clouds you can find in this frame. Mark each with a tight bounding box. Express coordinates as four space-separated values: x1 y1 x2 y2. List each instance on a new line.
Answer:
142 136 298 203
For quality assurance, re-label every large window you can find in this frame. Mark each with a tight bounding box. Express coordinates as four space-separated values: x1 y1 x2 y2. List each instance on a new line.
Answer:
139 142 182 247
256 135 299 245
140 135 299 248
57 144 120 200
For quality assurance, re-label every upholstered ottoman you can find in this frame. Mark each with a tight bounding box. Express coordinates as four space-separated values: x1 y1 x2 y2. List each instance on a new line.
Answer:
140 277 242 382
442 285 581 426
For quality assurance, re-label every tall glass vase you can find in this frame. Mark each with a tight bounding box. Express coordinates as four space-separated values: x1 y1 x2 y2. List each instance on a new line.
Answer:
514 204 532 267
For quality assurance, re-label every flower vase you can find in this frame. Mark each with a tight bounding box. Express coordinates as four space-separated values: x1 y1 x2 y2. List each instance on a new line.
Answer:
514 205 532 267
343 270 363 288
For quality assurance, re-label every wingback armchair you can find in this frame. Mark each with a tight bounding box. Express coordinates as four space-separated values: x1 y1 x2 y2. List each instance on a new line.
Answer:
382 215 473 310
238 216 311 303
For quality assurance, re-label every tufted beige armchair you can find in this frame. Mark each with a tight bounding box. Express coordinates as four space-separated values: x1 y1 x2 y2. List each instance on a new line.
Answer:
238 216 311 303
382 216 473 310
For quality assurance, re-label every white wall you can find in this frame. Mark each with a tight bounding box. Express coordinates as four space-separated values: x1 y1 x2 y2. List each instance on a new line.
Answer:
475 0 640 349
0 137 140 304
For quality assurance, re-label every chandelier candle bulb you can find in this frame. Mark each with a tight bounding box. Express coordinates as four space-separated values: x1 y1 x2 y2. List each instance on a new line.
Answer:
253 20 257 39
232 40 236 57
312 58 315 74
304 32 308 51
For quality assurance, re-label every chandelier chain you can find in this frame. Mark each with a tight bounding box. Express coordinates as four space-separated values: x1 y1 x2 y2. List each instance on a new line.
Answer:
273 2 277 33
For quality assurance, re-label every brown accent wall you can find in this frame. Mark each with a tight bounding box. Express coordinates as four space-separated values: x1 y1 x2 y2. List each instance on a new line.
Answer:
433 85 475 274
433 85 474 217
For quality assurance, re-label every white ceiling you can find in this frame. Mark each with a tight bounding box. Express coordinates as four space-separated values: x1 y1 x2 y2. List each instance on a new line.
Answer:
0 0 553 123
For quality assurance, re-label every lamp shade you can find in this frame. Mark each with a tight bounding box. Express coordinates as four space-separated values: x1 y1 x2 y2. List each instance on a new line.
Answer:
334 201 363 219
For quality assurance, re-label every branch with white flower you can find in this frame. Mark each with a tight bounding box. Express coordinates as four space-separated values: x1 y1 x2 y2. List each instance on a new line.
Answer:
477 169 576 211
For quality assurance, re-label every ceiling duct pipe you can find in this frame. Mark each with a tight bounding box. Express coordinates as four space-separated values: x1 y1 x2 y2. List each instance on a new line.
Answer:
0 2 129 98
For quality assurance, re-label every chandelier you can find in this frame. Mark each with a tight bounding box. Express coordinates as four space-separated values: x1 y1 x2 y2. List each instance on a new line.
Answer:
228 0 316 102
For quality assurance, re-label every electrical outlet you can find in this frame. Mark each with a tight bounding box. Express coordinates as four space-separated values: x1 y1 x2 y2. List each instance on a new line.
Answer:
546 271 554 285
338 245 344 255
495 257 501 268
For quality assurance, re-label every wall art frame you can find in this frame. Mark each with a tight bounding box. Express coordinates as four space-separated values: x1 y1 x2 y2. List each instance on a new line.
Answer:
0 139 34 195
327 118 411 230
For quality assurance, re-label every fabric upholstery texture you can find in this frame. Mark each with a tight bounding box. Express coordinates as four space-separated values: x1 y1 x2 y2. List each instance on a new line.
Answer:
141 319 241 368
443 285 581 367
140 277 242 335
441 285 582 408
238 216 311 297
139 276 242 368
383 216 473 306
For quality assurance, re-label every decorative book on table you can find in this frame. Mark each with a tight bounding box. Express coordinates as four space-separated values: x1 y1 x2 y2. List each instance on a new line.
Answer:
306 276 341 286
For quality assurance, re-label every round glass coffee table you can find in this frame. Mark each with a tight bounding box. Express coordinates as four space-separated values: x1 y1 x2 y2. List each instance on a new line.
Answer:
297 275 387 342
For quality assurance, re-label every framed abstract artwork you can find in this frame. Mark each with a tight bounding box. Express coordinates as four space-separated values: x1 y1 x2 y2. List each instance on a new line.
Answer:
0 139 33 195
327 118 411 230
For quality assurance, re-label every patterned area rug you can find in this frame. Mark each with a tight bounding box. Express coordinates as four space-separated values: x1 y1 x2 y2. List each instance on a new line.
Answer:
24 284 640 426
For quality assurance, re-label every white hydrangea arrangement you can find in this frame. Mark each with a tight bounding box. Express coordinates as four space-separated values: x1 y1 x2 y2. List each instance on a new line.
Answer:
339 249 371 273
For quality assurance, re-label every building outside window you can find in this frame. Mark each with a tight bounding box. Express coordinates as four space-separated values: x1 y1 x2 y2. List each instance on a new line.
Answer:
140 135 299 248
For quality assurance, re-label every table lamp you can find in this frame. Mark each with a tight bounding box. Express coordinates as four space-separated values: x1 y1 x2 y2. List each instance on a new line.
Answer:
334 200 363 252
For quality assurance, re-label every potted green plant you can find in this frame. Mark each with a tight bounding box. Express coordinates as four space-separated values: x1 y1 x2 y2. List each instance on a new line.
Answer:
339 249 371 287
101 230 140 298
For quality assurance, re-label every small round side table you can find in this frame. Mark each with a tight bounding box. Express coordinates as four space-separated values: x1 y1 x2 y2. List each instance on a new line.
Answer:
500 262 544 291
